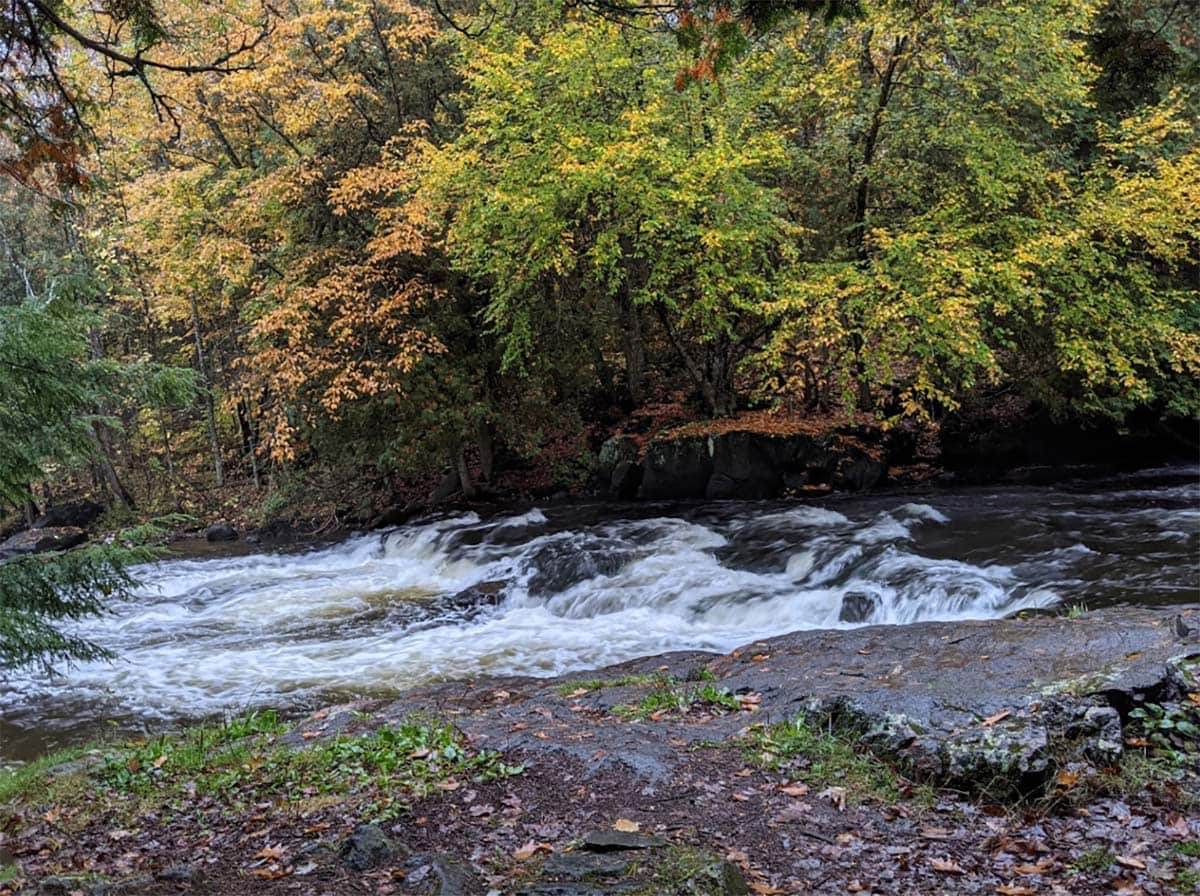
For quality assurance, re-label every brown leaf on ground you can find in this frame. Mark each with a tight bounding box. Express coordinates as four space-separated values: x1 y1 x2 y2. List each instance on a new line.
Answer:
512 841 552 860
931 858 967 875
981 710 1011 727
818 786 847 810
1012 859 1055 874
1115 855 1146 870
780 784 809 797
995 886 1036 895
613 818 640 833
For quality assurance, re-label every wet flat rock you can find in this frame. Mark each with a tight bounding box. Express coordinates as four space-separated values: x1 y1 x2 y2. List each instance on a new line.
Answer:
366 605 1198 789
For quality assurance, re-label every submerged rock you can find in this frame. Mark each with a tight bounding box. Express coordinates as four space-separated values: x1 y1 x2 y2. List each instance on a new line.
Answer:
204 522 238 542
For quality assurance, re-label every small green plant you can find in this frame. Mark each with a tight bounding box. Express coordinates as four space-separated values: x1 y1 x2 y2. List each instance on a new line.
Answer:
0 863 19 884
614 682 740 719
744 714 922 805
1071 848 1116 874
102 710 286 793
1174 868 1200 893
1064 602 1089 618
1174 840 1200 859
1128 702 1200 763
0 746 90 803
554 672 673 696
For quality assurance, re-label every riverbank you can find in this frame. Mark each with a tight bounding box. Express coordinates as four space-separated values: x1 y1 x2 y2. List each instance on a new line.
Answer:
3 605 1197 895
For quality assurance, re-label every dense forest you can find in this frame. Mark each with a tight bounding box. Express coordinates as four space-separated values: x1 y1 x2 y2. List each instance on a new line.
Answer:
1 0 1197 531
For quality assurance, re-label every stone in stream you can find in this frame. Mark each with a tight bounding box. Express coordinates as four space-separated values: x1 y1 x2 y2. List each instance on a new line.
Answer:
204 522 239 542
338 823 397 871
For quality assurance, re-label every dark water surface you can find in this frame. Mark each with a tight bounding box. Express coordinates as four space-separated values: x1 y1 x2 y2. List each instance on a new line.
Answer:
2 465 1196 762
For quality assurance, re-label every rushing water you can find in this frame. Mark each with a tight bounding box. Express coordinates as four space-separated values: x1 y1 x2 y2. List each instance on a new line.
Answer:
2 466 1197 759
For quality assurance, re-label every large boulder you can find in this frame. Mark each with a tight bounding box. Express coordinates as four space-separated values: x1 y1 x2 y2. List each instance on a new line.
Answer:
33 500 105 530
0 526 87 557
204 522 239 542
592 436 642 499
639 436 713 499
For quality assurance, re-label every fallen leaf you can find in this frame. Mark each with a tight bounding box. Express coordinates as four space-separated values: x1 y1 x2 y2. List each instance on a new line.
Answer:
566 688 589 698
468 804 495 817
513 841 552 860
254 844 286 861
1115 856 1145 870
995 887 1035 895
293 861 317 876
613 818 640 833
152 755 168 769
780 784 809 797
249 866 289 880
931 858 967 875
1055 770 1080 788
409 748 431 759
1012 859 1055 874
981 710 1011 728
749 884 785 894
817 786 847 810
751 654 770 662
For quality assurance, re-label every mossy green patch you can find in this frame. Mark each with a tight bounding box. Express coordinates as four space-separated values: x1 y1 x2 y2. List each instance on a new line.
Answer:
744 715 931 807
614 682 740 720
1071 848 1116 874
2 710 523 829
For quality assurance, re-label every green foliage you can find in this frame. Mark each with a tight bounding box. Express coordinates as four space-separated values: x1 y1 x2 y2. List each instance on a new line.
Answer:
4 0 1199 531
1071 847 1117 874
1175 841 1200 859
745 715 915 804
614 679 740 719
95 712 522 822
1128 702 1200 764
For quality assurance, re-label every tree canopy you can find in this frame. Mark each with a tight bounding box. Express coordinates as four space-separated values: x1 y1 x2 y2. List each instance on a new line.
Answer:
0 0 1196 548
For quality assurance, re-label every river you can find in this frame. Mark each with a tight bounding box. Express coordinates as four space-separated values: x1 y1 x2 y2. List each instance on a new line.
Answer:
2 465 1197 761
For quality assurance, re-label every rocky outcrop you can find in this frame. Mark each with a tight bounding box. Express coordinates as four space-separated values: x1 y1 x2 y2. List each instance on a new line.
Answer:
358 605 1199 797
0 526 87 558
594 430 886 501
32 500 105 530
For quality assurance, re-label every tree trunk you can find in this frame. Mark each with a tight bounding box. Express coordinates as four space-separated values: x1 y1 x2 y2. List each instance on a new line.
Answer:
190 295 224 488
454 443 476 499
476 422 494 484
619 291 646 406
236 399 261 489
93 423 137 510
